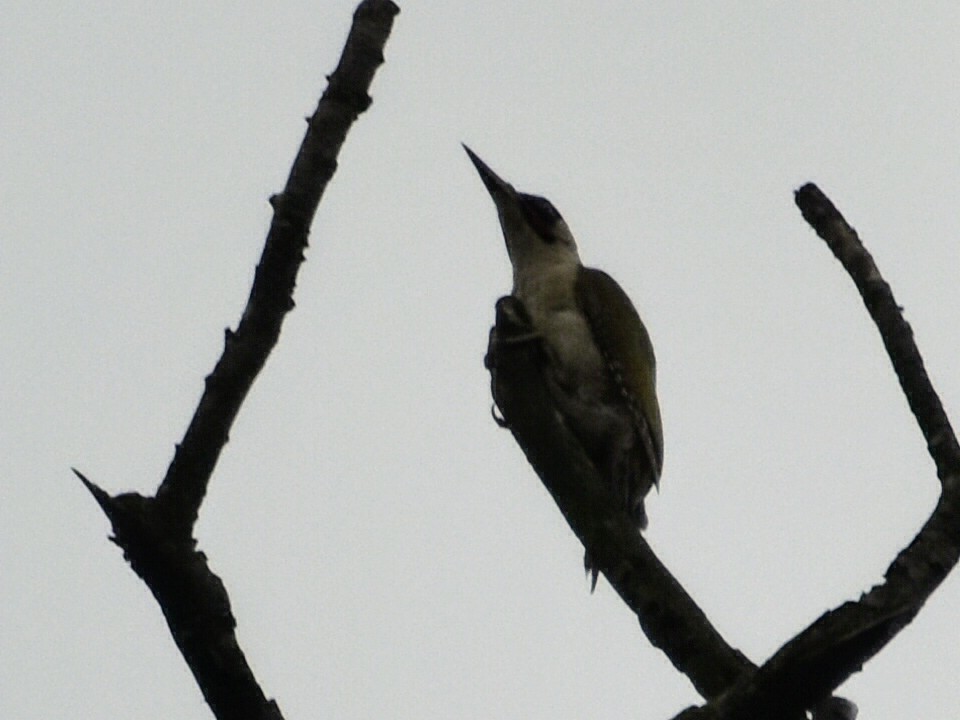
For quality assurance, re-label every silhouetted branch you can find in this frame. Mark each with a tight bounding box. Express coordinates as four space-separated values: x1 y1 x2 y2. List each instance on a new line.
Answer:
710 183 960 712
795 183 960 481
77 3 399 719
670 184 960 719
157 0 401 530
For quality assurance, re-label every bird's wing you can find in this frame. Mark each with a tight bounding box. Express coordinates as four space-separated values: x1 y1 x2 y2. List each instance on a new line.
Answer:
575 266 663 477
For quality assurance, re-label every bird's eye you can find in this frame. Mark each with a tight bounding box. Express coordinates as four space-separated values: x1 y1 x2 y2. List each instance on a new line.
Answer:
519 193 563 242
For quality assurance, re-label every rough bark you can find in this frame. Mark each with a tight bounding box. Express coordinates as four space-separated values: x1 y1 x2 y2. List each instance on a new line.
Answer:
77 3 400 719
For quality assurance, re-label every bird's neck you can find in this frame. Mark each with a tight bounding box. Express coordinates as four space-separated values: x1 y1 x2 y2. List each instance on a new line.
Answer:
512 259 582 314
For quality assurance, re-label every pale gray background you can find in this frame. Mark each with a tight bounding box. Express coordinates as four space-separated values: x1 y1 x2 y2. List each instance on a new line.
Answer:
4 3 960 719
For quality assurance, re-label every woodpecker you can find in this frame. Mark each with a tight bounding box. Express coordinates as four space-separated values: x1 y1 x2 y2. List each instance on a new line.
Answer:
465 145 662 588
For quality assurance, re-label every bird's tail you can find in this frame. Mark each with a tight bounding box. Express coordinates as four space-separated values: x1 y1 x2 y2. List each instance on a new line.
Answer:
583 499 647 592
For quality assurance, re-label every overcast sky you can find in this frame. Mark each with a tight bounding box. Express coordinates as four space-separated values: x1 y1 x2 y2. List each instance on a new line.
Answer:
4 3 960 719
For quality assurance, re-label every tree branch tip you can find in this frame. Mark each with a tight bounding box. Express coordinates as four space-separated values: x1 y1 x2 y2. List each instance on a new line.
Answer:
794 182 831 210
800 185 842 215
358 0 400 16
793 183 853 240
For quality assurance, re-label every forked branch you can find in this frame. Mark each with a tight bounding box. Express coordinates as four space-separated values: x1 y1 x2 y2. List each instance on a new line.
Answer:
488 184 959 720
676 185 960 719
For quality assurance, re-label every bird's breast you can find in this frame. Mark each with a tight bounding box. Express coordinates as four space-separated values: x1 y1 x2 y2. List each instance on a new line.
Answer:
515 265 608 398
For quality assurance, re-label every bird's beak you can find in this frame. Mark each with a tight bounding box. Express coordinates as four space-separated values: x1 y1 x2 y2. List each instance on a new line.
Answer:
463 144 516 203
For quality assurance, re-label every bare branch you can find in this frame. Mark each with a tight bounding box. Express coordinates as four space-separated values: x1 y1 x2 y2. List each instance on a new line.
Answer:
157 0 401 532
674 184 960 719
795 183 960 481
77 3 400 719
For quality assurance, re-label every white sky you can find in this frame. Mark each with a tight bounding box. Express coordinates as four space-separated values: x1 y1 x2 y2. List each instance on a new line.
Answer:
4 3 960 719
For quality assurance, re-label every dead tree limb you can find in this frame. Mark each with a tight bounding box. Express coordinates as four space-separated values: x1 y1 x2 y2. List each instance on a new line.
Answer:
76 3 399 719
673 184 960 719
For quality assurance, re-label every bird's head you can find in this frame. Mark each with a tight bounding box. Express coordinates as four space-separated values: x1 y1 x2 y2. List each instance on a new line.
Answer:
463 145 581 278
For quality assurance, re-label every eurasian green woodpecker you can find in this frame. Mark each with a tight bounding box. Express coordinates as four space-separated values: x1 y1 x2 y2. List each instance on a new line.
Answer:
465 145 663 588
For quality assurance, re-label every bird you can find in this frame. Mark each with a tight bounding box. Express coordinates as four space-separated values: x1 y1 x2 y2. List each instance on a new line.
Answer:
464 145 662 589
